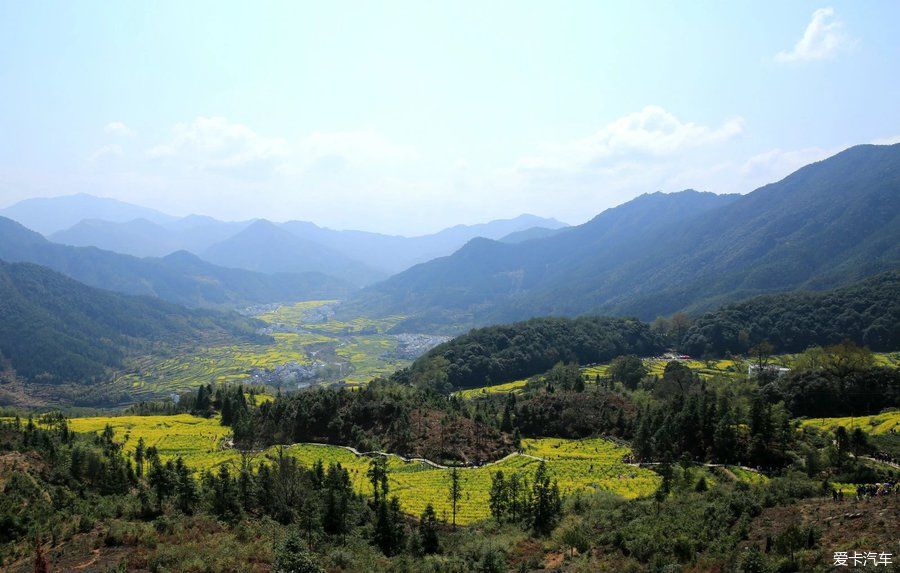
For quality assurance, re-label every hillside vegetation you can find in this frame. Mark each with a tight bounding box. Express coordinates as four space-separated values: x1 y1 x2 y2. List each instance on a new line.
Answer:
682 270 900 356
402 316 663 390
0 261 263 386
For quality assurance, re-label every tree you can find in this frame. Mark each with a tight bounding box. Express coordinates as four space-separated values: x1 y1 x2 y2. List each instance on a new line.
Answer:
849 427 870 455
822 342 874 377
134 437 145 477
367 457 389 506
749 341 774 371
500 394 515 432
608 355 648 390
374 497 406 556
272 530 324 573
831 426 850 469
488 471 508 522
418 504 440 555
669 312 693 346
448 467 463 530
530 462 561 535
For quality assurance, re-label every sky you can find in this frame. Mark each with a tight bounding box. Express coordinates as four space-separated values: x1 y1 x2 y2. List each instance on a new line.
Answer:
1 1 898 235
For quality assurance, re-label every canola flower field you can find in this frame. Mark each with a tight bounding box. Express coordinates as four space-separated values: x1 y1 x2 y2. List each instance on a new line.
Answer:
65 415 659 525
801 410 900 436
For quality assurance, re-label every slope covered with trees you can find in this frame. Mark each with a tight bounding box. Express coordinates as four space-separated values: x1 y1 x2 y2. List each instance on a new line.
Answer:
0 261 264 385
402 316 664 390
681 270 900 356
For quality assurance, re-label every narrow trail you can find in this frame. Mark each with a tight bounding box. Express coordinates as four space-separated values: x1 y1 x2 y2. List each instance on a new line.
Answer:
302 442 545 470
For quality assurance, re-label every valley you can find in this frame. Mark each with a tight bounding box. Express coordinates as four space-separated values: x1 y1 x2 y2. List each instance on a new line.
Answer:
115 300 450 403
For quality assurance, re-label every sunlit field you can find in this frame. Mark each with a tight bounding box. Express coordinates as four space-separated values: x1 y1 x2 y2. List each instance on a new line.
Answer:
801 410 900 436
66 415 660 524
115 301 414 400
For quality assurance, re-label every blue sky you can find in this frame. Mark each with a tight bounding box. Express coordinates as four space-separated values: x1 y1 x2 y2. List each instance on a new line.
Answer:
1 1 898 234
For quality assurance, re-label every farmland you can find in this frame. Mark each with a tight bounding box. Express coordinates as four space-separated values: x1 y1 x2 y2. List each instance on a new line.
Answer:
66 415 660 524
460 352 900 399
801 410 900 436
115 301 421 402
802 410 900 458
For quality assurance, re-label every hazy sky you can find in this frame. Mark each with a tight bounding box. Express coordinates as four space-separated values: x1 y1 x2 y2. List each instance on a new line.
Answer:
1 1 898 234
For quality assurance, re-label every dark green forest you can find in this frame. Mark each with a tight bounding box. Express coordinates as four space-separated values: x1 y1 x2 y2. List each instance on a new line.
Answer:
682 270 900 356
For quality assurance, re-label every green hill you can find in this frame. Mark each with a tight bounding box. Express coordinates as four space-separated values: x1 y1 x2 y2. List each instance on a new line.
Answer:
401 315 664 390
681 270 900 356
0 260 264 385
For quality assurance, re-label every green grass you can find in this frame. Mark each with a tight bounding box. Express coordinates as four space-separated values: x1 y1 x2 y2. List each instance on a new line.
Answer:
66 415 659 524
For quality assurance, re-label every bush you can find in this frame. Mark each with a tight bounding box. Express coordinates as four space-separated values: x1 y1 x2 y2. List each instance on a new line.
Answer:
273 530 324 573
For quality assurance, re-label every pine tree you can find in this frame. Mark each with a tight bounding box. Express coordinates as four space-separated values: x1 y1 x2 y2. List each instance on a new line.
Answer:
530 462 561 535
418 504 440 555
488 470 508 522
448 467 463 530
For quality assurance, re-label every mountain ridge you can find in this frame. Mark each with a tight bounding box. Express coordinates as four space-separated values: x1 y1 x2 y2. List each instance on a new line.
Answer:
347 144 900 332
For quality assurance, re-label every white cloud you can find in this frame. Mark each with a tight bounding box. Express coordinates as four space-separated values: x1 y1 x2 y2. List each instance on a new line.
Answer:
88 144 124 162
297 131 415 166
775 8 853 63
870 135 900 146
104 121 136 137
516 106 744 172
147 117 413 181
148 116 288 177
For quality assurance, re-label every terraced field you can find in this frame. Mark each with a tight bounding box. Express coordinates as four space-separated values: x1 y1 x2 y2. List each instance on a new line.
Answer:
456 379 530 398
66 415 659 524
65 415 239 472
801 411 900 436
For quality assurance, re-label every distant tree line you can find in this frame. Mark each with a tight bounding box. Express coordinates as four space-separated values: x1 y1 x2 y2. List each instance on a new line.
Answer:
401 316 664 391
680 270 899 357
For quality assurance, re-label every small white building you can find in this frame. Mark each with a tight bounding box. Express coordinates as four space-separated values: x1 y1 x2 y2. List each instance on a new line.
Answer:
748 364 790 377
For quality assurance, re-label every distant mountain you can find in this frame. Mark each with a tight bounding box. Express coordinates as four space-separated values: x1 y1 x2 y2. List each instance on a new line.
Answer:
0 260 262 387
51 218 181 257
51 217 253 257
499 226 567 244
0 216 351 308
0 193 175 235
202 220 386 286
348 144 900 331
38 200 568 274
280 213 568 273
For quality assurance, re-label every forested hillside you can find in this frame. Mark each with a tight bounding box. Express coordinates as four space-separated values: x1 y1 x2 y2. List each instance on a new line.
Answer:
350 144 900 331
0 216 351 308
0 261 264 385
681 270 900 356
402 316 663 390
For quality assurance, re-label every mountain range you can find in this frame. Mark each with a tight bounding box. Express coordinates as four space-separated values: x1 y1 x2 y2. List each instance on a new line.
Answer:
0 216 351 308
0 193 176 235
347 143 900 331
25 196 567 279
